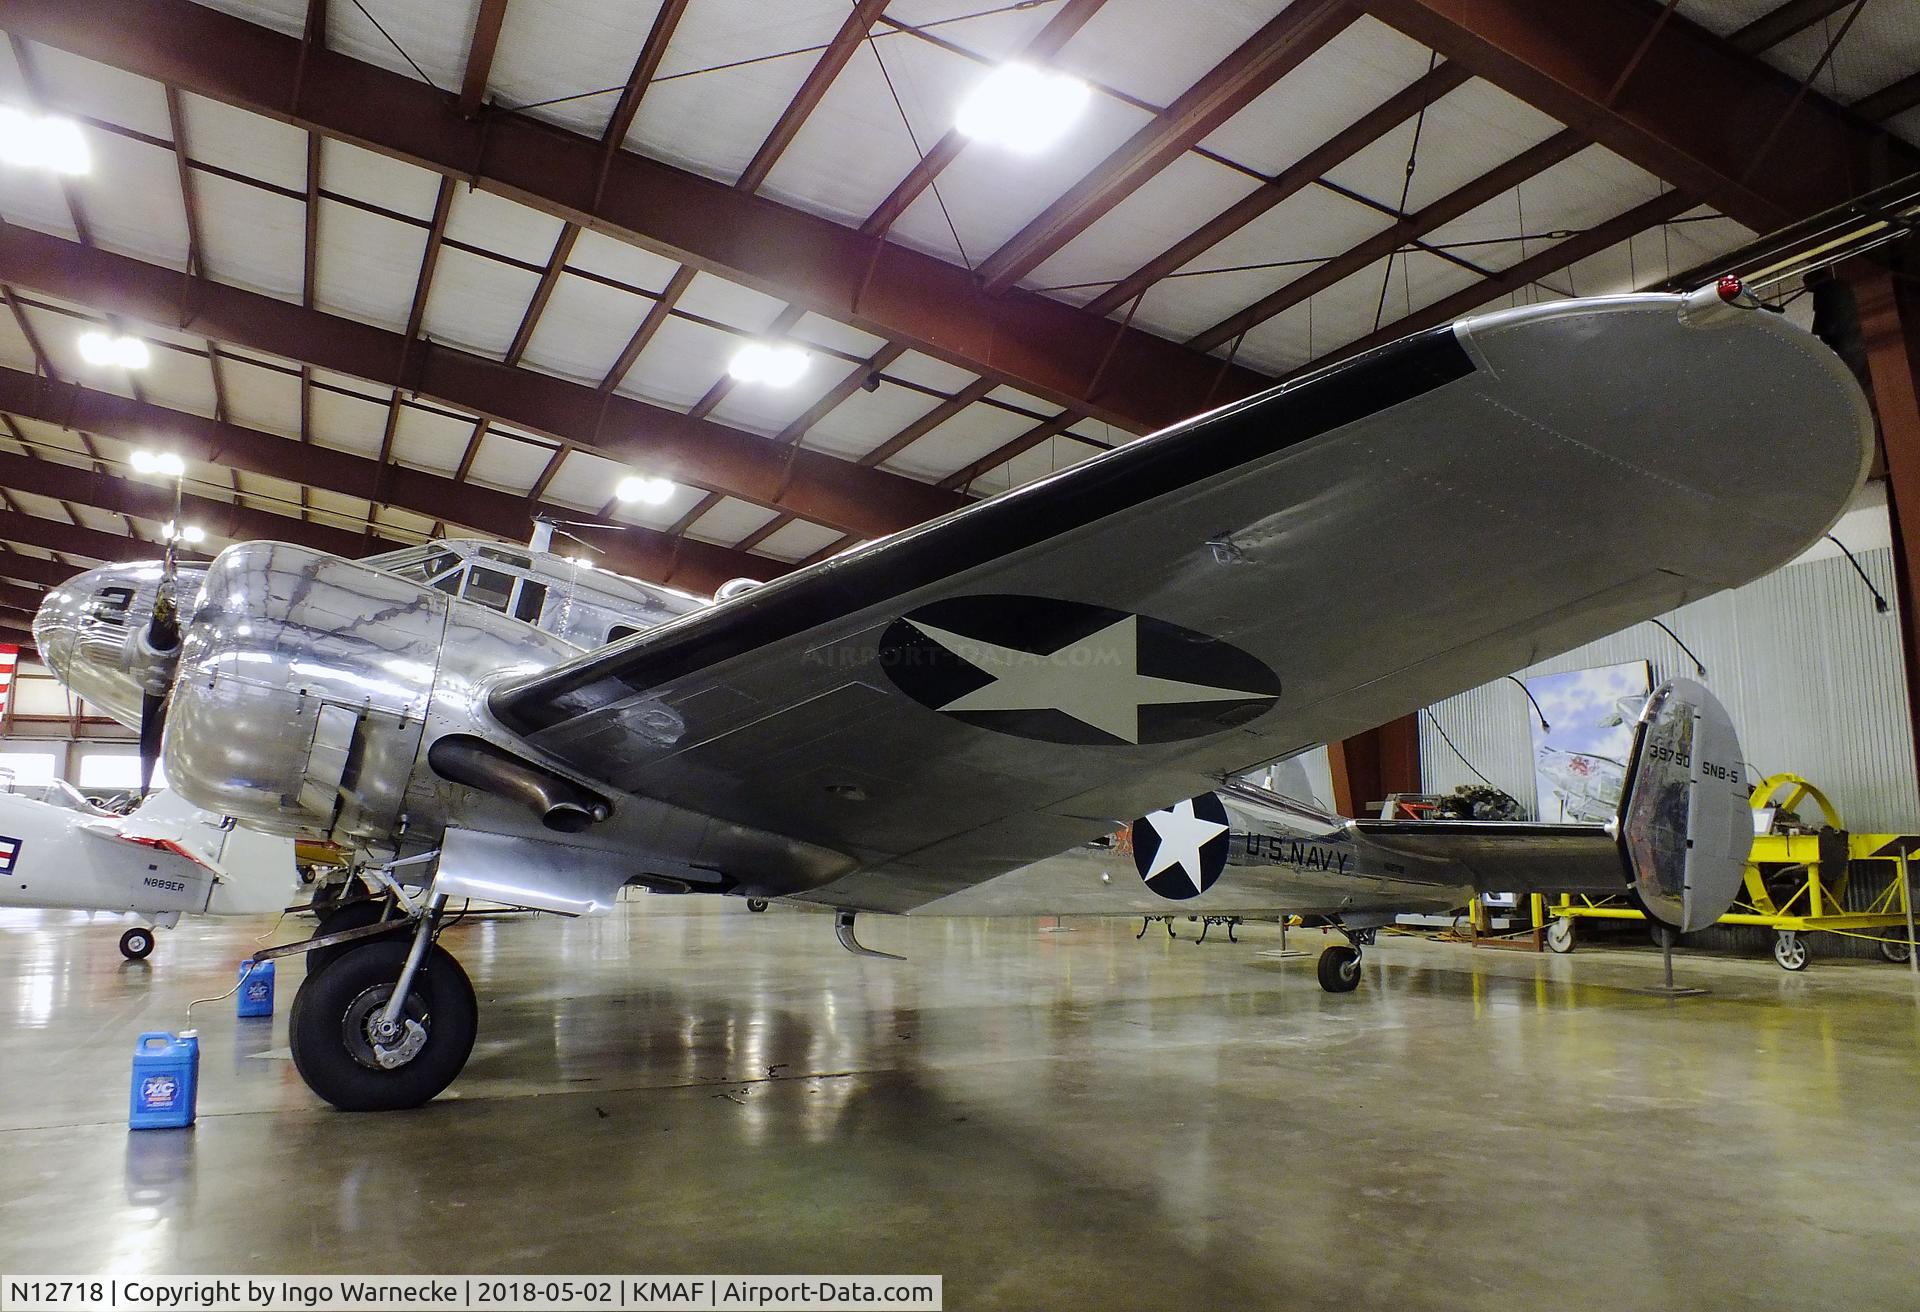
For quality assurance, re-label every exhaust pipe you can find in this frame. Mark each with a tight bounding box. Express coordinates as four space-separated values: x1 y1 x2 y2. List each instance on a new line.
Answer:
428 735 611 834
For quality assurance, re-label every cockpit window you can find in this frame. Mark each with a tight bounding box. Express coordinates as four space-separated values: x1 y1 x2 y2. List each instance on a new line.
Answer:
478 546 532 571
429 569 463 595
462 564 516 613
365 545 460 584
513 580 547 623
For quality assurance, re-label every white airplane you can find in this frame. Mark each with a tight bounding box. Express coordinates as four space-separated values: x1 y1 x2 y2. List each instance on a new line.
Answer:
0 783 297 958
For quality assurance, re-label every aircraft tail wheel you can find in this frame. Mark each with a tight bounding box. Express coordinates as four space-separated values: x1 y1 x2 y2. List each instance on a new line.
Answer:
1546 917 1575 954
1879 937 1913 964
1317 944 1362 993
746 898 769 913
290 940 477 1112
1773 930 1810 972
119 926 155 960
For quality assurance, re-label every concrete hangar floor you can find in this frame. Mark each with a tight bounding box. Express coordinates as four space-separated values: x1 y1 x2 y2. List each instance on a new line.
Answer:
0 899 1915 1309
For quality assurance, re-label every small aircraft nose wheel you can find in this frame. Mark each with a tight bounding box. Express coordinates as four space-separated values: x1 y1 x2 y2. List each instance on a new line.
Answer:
746 898 769 913
1316 944 1362 993
119 926 155 961
290 940 477 1111
1773 930 1810 972
1545 917 1575 954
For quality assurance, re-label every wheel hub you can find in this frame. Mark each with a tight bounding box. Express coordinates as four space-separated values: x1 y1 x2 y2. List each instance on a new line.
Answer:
342 983 430 1071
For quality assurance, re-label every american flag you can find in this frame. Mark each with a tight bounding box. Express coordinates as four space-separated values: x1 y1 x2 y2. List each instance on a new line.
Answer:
0 644 15 720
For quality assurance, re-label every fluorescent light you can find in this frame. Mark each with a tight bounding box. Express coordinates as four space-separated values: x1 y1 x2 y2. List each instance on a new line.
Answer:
160 521 203 544
78 330 150 370
131 450 186 478
0 107 89 175
727 342 809 388
956 63 1089 154
615 475 675 506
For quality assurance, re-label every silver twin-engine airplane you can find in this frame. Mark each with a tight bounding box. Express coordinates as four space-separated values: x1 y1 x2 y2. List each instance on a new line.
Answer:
31 288 1873 1110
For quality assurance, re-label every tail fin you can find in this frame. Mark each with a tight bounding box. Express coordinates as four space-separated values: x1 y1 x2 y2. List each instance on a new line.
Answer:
1616 677 1751 933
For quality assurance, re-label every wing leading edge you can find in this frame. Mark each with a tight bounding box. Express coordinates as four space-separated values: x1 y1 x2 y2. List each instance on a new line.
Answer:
488 295 1869 912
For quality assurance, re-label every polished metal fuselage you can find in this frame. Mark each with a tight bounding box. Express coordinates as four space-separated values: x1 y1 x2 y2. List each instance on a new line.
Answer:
897 784 1472 919
34 541 852 906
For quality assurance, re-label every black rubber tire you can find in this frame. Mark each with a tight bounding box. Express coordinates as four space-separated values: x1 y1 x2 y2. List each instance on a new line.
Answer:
119 926 155 961
1317 944 1362 993
746 898 769 913
1878 937 1913 964
290 940 477 1112
306 899 406 976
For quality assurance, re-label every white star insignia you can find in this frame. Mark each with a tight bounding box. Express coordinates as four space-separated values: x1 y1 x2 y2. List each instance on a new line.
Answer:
1141 798 1229 896
906 614 1271 744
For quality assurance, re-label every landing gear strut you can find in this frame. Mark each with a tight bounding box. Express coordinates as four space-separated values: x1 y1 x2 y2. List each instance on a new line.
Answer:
289 894 477 1111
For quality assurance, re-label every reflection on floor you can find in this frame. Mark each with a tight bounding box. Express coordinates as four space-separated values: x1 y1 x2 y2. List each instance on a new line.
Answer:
1 899 1918 1308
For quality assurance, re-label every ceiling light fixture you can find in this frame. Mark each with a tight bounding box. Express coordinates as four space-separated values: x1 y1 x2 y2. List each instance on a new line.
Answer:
727 341 809 388
955 63 1090 154
130 450 186 478
0 107 90 175
615 475 675 506
161 521 205 544
78 330 151 370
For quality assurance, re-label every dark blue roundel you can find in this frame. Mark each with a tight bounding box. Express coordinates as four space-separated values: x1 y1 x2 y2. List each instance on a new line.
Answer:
1133 793 1232 900
875 595 1281 746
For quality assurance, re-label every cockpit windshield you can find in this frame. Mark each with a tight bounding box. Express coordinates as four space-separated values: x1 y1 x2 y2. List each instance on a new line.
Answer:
361 538 708 648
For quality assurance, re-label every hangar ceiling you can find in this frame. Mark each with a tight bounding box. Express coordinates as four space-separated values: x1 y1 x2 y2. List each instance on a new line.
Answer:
0 0 1916 650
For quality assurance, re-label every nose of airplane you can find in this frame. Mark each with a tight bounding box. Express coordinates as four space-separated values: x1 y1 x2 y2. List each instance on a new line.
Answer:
32 560 172 730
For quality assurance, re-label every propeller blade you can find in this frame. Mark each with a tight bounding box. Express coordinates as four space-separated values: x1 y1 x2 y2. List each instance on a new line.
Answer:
138 688 168 800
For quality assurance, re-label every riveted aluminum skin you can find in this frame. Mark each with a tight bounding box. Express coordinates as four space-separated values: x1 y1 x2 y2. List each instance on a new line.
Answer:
31 561 210 729
160 543 444 843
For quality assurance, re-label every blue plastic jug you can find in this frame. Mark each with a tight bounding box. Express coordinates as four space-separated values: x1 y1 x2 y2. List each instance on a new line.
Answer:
128 1030 199 1130
236 959 275 1018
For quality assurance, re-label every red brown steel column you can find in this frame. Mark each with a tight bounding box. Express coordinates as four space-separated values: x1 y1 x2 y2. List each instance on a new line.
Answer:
1851 264 1920 775
1327 715 1422 819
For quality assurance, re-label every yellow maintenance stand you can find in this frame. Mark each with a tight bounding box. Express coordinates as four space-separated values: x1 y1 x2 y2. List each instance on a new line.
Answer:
1545 773 1920 972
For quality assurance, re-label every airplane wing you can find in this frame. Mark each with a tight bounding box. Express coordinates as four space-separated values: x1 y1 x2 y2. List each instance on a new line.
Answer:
489 293 1869 913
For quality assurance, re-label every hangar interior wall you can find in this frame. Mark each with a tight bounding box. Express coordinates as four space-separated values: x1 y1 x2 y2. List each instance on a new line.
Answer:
1416 493 1918 954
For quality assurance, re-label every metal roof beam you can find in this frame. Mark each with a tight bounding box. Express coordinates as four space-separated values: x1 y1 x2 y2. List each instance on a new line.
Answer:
860 0 1109 238
0 546 76 588
0 0 1272 431
1085 58 1472 317
1352 0 1918 234
736 0 889 195
0 367 780 594
0 446 400 557
458 0 509 118
976 0 1358 293
0 226 963 538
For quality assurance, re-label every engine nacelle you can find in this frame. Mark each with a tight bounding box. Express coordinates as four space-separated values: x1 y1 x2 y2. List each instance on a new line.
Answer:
163 542 580 851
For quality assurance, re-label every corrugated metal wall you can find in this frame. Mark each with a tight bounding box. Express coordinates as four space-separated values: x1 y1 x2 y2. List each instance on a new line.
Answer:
1416 543 1917 959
